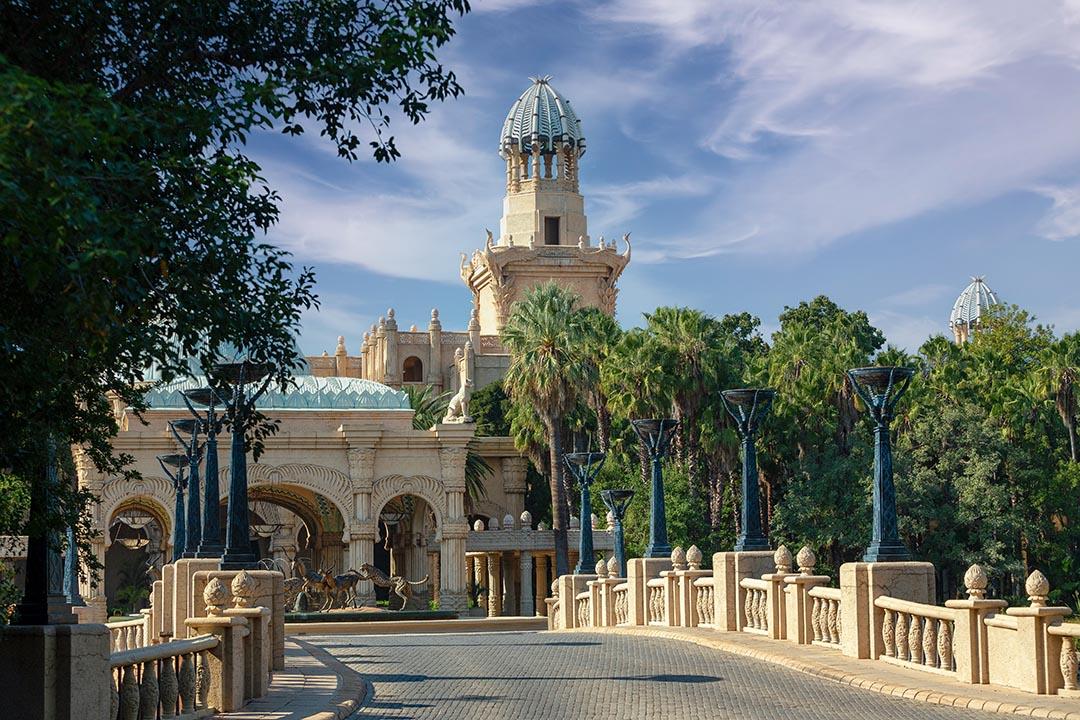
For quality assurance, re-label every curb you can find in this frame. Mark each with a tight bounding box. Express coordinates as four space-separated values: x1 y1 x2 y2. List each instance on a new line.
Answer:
569 627 1080 720
291 637 373 719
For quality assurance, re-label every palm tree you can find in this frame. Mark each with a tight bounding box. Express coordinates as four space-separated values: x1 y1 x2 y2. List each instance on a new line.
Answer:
501 282 588 576
1038 334 1080 462
575 307 622 453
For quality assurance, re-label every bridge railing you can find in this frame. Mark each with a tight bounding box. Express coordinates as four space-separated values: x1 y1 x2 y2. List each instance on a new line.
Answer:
543 544 1079 698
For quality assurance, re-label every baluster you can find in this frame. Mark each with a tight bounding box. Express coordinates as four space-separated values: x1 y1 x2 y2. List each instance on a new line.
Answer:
826 600 839 644
811 597 823 641
159 655 178 718
1061 639 1078 692
197 650 212 709
835 604 842 642
139 659 158 720
744 590 754 629
178 652 196 712
119 663 140 720
759 591 768 631
116 628 127 652
895 612 909 661
126 626 135 650
922 616 937 667
938 620 953 671
111 668 119 720
908 614 923 664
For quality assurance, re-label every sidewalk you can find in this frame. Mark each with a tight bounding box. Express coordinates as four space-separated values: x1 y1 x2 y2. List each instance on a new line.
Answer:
583 626 1080 719
213 639 369 720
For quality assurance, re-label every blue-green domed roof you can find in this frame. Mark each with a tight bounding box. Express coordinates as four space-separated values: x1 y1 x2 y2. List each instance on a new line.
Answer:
500 76 585 159
143 374 410 411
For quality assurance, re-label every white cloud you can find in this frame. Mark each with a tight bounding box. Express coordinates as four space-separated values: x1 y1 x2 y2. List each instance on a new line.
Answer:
869 310 942 351
1034 183 1080 241
595 0 1080 258
879 283 952 308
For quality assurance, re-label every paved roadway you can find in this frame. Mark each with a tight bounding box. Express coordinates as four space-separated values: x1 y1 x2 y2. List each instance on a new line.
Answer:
304 631 1006 720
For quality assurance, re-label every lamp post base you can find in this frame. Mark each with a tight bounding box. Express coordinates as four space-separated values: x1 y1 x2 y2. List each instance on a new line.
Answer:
733 535 770 552
862 541 913 563
194 544 224 559
644 543 672 559
219 553 257 570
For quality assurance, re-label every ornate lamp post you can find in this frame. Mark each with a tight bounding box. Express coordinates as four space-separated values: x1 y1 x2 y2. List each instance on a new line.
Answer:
720 388 776 552
169 418 203 558
214 360 273 570
157 454 190 562
631 418 678 559
600 489 634 578
182 387 227 557
62 524 84 608
564 452 605 574
847 366 915 562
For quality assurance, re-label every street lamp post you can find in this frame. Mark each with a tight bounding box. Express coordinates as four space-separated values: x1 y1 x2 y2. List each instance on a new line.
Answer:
720 388 776 552
157 454 190 563
564 452 605 575
847 366 915 563
169 418 203 557
631 418 678 559
214 361 273 570
599 489 634 578
182 387 227 558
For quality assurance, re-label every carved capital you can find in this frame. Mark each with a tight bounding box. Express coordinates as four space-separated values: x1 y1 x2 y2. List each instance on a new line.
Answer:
347 447 377 487
501 457 527 494
439 447 468 481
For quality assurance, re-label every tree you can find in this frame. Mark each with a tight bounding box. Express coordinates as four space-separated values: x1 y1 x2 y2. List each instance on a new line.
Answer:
1038 334 1080 463
575 308 622 452
501 282 588 576
0 0 469 617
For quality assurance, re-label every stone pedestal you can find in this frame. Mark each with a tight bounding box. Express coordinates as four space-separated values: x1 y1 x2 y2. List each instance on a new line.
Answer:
839 561 935 659
185 616 250 712
0 623 111 720
519 551 534 617
171 558 221 639
1005 605 1073 694
627 558 672 626
193 569 285 671
225 606 272 699
783 574 830 645
712 551 773 631
557 574 597 629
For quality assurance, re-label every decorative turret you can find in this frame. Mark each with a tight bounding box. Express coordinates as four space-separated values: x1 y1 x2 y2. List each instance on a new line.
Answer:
950 276 1000 344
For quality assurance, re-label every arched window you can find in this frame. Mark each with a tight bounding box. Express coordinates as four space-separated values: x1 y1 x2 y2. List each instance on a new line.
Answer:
403 356 423 382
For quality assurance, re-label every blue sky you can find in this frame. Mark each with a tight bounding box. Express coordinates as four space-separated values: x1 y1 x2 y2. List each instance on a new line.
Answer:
250 0 1080 355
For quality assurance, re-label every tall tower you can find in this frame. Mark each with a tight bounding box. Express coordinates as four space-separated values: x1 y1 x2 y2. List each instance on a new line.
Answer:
462 76 630 335
949 276 999 344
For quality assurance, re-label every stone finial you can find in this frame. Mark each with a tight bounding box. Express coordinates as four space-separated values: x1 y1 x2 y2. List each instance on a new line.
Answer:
551 578 559 595
204 577 228 616
1026 569 1050 606
590 513 599 529
473 519 485 532
578 235 586 249
502 513 514 530
537 521 548 531
387 308 395 319
607 556 619 577
569 515 580 529
595 559 607 577
409 324 418 332
488 516 500 530
431 308 440 320
796 546 816 575
468 307 480 331
508 235 515 247
686 545 703 570
335 336 346 355
773 545 792 574
520 510 533 528
963 564 988 599
606 511 615 529
671 546 687 571
321 350 328 357
231 570 258 608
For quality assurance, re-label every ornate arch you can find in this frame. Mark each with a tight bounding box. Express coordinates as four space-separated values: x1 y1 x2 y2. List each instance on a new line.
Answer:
371 474 446 524
99 475 175 533
221 462 353 525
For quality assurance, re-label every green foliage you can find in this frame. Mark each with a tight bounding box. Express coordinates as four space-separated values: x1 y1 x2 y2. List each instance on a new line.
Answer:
1 1 468 592
0 562 20 625
469 381 511 437
109 583 150 617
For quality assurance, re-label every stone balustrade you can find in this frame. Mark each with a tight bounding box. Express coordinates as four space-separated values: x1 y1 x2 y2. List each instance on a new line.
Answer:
109 633 217 720
544 543 1080 698
106 612 153 652
809 586 842 648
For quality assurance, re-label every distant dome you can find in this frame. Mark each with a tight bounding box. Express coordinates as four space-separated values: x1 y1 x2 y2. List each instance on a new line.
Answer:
950 277 999 343
143 374 410 411
499 76 585 159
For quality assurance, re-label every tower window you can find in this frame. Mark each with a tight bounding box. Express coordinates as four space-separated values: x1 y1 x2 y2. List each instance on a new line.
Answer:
403 356 423 382
544 216 560 245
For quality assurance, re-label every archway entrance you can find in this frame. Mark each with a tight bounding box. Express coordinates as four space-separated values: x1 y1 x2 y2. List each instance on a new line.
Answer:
105 502 167 616
374 494 438 608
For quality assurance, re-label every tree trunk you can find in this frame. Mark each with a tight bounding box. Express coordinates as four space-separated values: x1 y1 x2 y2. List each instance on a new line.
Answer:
1067 418 1078 463
549 420 570 577
594 397 611 454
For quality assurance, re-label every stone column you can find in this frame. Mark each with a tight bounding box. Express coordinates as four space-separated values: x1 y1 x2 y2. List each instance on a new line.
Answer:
428 551 441 606
520 551 534 617
535 554 549 616
487 552 503 616
428 309 442 388
476 554 489 613
384 308 399 384
347 447 377 606
502 551 516 615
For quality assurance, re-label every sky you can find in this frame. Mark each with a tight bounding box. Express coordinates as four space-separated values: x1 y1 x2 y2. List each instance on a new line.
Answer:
249 0 1080 356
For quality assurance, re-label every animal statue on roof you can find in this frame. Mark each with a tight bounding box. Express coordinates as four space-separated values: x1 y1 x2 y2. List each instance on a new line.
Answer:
357 562 429 611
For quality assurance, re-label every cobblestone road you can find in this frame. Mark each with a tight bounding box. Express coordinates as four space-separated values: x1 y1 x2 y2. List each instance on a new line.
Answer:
306 631 1006 720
